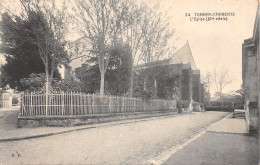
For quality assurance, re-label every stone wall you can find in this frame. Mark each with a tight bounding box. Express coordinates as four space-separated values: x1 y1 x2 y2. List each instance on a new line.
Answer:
242 38 259 134
18 109 178 128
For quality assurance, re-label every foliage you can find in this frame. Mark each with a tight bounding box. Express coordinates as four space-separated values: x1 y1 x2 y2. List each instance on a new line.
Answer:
81 65 100 93
181 100 190 108
127 3 174 96
105 43 132 95
192 102 201 111
54 76 84 92
19 0 69 89
220 93 243 103
81 42 132 95
0 12 61 90
133 64 180 99
181 69 191 100
192 74 201 102
205 106 235 112
72 0 174 96
72 0 130 95
208 101 234 107
20 73 83 92
20 73 51 92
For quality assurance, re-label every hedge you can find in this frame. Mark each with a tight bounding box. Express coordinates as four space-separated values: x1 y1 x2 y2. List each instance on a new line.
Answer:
205 106 235 112
209 101 234 107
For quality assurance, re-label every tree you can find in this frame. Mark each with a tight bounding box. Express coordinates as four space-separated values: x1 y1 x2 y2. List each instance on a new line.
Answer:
212 67 232 102
130 3 174 98
140 4 174 64
0 12 60 90
105 42 132 95
138 4 174 99
121 2 146 96
80 41 132 95
201 71 212 91
19 0 69 92
126 3 174 96
201 71 212 103
72 0 129 96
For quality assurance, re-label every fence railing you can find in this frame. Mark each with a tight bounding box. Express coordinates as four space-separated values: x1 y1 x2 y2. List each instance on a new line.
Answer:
20 92 176 117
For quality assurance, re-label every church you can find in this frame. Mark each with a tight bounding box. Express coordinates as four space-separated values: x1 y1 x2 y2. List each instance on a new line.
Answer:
66 41 205 112
133 41 204 112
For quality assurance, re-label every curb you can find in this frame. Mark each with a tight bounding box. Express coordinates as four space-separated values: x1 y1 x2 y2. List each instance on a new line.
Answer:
0 112 189 142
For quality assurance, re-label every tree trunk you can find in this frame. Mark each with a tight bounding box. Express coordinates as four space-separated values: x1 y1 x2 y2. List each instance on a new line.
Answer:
45 57 49 116
45 57 49 93
128 69 134 97
100 70 105 96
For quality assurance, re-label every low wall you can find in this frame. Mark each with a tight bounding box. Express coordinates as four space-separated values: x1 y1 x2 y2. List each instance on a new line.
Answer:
18 109 178 128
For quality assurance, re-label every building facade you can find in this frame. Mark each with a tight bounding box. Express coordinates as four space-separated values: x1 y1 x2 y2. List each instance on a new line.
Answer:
242 3 259 134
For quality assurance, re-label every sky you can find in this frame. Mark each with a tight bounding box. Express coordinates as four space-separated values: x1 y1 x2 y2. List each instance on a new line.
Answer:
69 0 259 96
155 0 259 95
0 0 259 96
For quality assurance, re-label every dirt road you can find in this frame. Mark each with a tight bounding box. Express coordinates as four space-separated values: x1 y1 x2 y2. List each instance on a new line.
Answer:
0 111 228 164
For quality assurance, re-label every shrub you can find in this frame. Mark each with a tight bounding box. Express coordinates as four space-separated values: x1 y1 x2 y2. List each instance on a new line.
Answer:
234 102 244 109
205 106 234 112
181 100 190 108
209 101 234 107
193 102 201 111
222 102 234 107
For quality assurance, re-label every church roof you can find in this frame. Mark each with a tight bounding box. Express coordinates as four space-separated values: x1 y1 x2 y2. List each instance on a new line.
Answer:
134 41 198 71
134 59 170 70
253 3 259 42
169 41 197 70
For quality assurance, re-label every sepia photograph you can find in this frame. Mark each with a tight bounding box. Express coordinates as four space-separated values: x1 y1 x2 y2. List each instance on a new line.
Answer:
0 0 259 164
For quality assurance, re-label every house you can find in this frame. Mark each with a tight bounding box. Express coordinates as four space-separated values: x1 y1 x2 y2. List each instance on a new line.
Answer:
242 3 259 134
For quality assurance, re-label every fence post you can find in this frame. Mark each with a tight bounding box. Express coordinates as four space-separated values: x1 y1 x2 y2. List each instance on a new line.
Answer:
62 92 64 116
30 92 32 116
109 95 111 113
21 93 24 117
92 93 95 114
45 91 48 116
122 96 125 113
133 98 135 112
71 92 73 115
